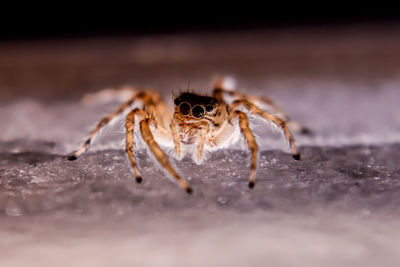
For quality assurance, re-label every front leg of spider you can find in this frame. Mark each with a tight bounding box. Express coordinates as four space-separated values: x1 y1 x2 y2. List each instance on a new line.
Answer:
125 109 192 194
138 117 193 194
68 89 192 194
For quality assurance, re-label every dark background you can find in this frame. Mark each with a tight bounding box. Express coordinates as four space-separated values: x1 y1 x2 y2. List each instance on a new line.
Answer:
1 8 399 41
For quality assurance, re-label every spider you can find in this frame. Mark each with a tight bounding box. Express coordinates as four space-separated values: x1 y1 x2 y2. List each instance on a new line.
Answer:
67 78 309 194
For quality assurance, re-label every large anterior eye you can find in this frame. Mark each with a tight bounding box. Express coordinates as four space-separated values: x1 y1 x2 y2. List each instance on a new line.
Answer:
179 102 191 115
192 105 205 118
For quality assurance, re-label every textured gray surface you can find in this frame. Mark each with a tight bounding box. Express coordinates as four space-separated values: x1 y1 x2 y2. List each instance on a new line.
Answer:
1 24 400 266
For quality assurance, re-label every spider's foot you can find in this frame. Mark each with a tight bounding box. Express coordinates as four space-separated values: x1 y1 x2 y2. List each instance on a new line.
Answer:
300 127 313 135
248 181 255 189
186 187 193 195
293 153 301 161
67 155 78 161
136 177 143 183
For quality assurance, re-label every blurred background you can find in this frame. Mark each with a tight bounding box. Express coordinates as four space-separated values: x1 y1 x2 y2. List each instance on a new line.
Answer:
1 9 400 101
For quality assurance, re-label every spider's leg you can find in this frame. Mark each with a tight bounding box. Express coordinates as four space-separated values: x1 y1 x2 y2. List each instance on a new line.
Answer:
230 99 301 160
68 90 154 160
231 110 259 188
213 80 311 134
138 91 171 128
140 118 192 194
125 108 146 183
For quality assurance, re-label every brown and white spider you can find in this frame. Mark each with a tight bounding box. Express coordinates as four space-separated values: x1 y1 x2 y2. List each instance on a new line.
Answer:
67 78 308 194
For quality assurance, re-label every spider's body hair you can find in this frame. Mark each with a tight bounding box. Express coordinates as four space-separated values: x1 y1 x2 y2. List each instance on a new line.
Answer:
172 92 233 163
68 78 307 194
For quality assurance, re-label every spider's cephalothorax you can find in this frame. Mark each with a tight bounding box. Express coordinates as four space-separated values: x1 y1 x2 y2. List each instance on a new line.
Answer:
68 78 308 194
172 93 227 146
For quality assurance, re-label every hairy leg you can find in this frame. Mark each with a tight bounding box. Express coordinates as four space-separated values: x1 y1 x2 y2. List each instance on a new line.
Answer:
125 109 146 183
230 99 301 160
213 79 311 134
231 110 259 188
68 90 162 160
140 118 192 194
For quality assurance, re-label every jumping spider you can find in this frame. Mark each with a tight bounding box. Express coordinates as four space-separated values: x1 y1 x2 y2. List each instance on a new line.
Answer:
68 78 309 194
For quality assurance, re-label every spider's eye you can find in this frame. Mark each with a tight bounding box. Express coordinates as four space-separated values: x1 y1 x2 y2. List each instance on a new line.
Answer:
192 105 205 118
205 105 214 112
174 98 181 106
179 102 191 115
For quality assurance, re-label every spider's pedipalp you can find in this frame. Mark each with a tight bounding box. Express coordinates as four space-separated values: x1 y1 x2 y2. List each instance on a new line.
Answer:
170 122 183 160
192 135 206 165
